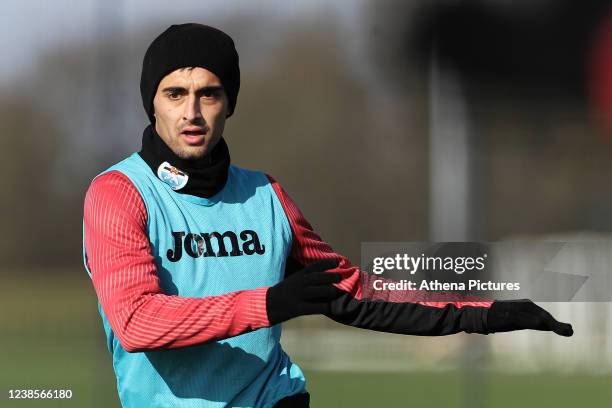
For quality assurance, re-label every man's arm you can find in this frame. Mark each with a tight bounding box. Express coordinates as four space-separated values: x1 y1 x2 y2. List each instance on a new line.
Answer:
83 171 270 352
267 175 573 336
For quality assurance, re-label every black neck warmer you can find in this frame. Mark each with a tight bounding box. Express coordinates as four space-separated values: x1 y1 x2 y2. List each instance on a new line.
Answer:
138 124 230 198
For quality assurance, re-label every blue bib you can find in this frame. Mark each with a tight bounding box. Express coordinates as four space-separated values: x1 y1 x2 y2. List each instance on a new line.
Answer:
83 153 306 407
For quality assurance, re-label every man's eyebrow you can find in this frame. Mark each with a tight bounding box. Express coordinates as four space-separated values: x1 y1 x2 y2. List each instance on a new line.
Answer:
196 85 224 93
160 85 223 93
161 86 186 93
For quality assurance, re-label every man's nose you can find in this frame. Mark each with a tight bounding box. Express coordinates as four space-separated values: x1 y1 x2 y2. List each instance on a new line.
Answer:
183 94 203 122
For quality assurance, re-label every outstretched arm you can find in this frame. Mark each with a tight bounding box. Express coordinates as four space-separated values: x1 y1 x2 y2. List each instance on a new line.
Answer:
267 175 573 337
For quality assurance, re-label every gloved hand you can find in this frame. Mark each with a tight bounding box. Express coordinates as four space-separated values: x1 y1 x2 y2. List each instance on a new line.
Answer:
487 299 573 337
266 259 343 325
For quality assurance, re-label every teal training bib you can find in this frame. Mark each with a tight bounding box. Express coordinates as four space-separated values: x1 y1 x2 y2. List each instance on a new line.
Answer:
83 153 306 408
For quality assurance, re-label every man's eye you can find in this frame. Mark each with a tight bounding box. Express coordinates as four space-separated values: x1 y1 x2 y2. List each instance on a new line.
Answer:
168 92 181 100
202 90 218 99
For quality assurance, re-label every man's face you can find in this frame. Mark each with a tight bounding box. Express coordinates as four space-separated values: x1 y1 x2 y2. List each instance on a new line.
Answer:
153 67 228 160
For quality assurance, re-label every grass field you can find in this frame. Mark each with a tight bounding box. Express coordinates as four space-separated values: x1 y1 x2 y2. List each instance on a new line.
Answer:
2 272 611 407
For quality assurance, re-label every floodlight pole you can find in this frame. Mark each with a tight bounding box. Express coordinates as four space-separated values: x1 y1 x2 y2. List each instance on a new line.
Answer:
95 0 124 160
429 47 487 408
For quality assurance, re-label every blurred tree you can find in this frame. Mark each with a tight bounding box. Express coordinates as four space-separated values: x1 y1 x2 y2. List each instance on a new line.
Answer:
408 0 611 100
0 96 81 267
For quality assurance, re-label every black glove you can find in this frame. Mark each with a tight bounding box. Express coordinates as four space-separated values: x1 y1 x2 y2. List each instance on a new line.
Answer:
487 299 573 337
266 259 343 325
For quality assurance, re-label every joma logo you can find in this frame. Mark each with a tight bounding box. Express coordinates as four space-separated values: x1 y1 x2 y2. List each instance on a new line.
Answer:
167 230 265 262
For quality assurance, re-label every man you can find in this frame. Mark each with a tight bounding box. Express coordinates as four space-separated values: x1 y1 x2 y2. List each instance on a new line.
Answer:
83 23 573 408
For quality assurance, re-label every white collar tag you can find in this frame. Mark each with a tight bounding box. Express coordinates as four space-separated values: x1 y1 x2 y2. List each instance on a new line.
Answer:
157 161 189 191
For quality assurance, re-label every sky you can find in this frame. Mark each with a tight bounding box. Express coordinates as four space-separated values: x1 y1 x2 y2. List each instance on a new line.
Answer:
0 0 364 84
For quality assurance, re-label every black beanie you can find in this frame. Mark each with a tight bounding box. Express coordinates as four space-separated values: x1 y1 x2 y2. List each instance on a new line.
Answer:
140 23 240 122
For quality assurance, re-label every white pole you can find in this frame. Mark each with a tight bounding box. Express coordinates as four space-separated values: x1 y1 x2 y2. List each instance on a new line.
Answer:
429 46 486 408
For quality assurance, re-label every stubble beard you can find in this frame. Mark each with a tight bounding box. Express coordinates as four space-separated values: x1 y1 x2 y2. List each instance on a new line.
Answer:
172 133 221 160
173 144 209 160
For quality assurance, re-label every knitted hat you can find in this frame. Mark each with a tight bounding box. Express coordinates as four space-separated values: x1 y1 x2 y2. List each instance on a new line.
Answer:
140 23 240 122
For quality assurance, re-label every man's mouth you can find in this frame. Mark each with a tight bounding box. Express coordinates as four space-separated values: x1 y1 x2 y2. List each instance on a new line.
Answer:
180 127 207 145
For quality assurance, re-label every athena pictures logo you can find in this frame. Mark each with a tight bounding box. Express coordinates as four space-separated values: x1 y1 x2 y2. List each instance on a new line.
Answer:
360 242 606 302
157 162 189 190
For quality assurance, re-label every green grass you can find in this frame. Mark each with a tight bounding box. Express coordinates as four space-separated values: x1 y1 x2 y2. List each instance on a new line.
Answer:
305 371 612 408
2 271 611 407
3 352 611 408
